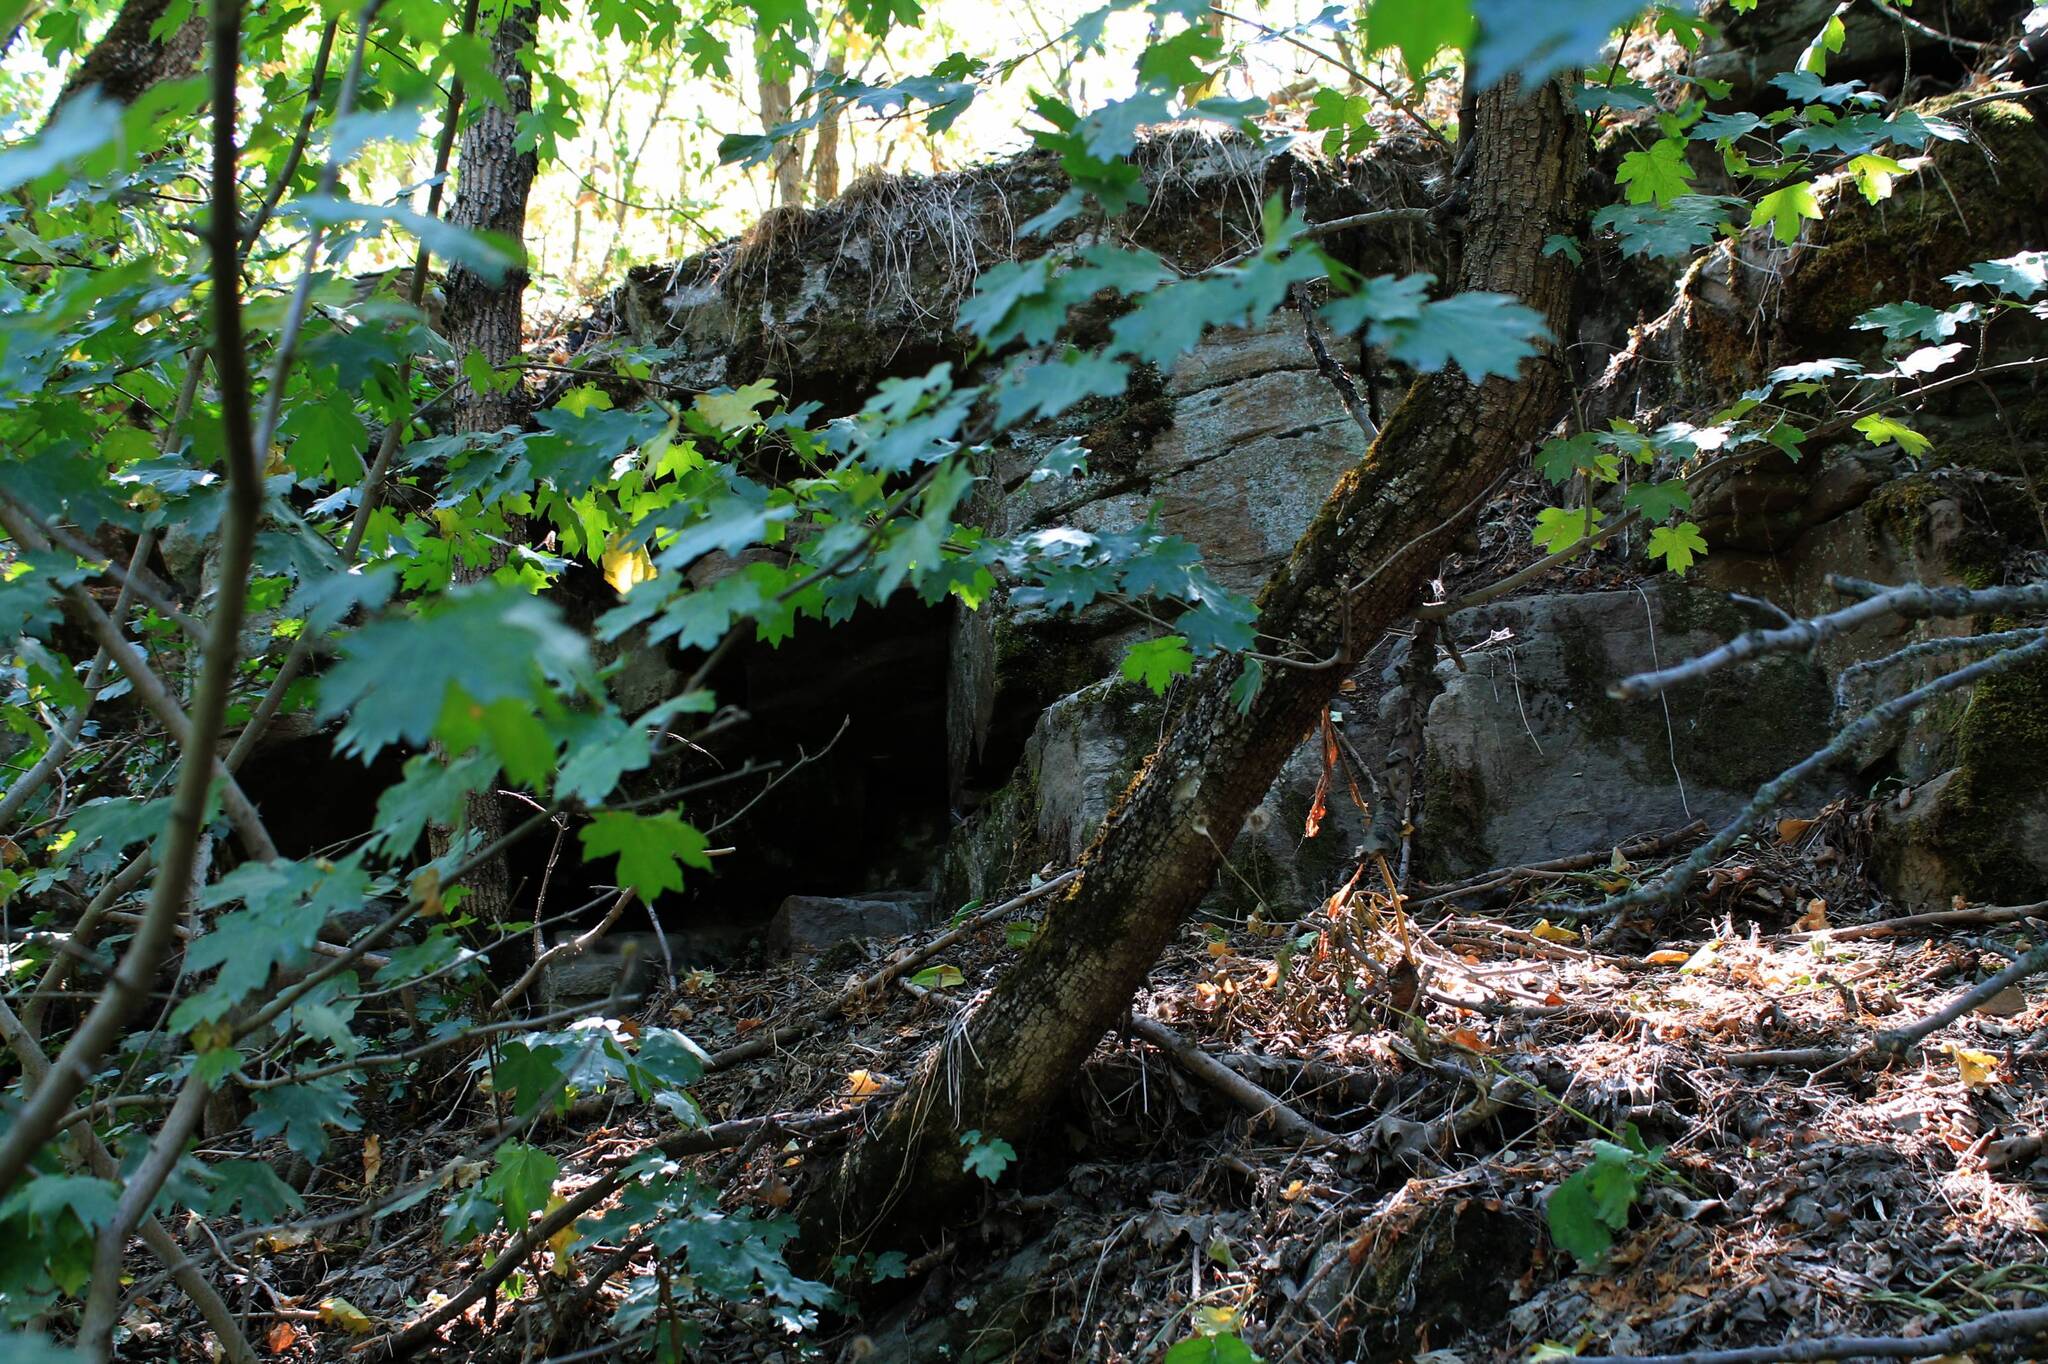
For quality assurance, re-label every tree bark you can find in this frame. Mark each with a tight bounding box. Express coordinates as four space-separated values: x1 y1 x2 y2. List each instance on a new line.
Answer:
46 0 207 124
798 74 1585 1263
434 0 540 920
759 70 805 209
810 36 847 203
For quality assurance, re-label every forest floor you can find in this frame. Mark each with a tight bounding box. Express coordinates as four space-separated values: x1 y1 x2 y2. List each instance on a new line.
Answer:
210 807 2048 1364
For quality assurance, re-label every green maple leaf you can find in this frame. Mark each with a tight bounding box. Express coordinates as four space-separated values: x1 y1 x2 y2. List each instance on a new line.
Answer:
1622 481 1692 522
1852 414 1932 458
556 714 655 807
248 1080 362 1161
1535 432 1598 485
1616 138 1694 207
492 1041 573 1116
205 1159 305 1223
316 585 593 760
1846 152 1909 204
485 1143 560 1228
959 1130 1016 1183
1532 505 1604 555
1647 522 1709 573
1362 0 1473 81
2 1174 119 1231
1377 292 1550 380
580 810 712 900
691 378 778 434
1943 250 2048 300
1751 182 1821 245
991 352 1129 424
1121 635 1193 695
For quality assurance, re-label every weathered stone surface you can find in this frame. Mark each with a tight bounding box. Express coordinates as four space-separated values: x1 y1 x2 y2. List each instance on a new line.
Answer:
1417 585 1836 879
949 314 1383 801
1872 645 2048 907
540 931 663 1009
945 675 1369 916
768 892 932 963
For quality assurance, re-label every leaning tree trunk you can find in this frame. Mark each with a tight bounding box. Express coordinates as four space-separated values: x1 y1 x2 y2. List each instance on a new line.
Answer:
46 0 207 124
800 74 1585 1262
433 1 539 921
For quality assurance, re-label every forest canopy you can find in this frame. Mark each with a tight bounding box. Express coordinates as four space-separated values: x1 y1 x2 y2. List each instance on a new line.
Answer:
2 0 2047 1360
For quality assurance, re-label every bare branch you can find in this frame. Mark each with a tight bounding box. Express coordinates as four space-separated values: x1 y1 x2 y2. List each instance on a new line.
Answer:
0 0 269 1200
1614 579 2048 700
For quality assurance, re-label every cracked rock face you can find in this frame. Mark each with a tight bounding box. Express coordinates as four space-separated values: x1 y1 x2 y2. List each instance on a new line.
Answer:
1416 586 1837 880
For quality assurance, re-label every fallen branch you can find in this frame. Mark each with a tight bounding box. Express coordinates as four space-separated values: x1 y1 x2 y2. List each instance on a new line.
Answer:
1872 938 2048 1056
1127 1014 1337 1146
1787 899 2048 941
703 870 1079 1071
1566 1301 2048 1364
1727 938 2048 1073
1408 822 1707 908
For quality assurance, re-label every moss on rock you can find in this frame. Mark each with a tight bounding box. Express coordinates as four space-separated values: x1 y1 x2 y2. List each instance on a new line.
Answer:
1916 642 2048 901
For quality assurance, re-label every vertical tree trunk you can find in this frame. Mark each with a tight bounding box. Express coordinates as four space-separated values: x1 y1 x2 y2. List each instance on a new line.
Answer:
800 74 1585 1262
759 71 806 209
46 0 207 124
435 0 540 919
810 36 847 203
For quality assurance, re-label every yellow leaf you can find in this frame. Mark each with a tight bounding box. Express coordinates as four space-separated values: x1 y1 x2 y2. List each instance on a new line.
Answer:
693 378 779 432
1195 1305 1241 1335
601 539 656 595
846 1069 885 1097
1645 949 1692 965
1947 1046 2000 1089
1777 816 1817 845
317 1297 373 1334
361 1134 382 1189
266 1321 299 1354
1795 898 1829 932
1206 940 1234 958
545 1195 577 1276
1681 939 1723 973
1530 919 1580 944
1281 1179 1307 1201
411 867 444 918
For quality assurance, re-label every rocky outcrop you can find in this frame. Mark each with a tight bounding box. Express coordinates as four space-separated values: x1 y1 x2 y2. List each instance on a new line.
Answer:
1414 584 1836 879
575 113 2043 930
942 675 1369 918
769 892 933 964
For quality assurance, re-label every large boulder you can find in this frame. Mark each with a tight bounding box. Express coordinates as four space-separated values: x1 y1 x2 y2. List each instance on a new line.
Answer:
948 313 1385 802
1416 584 1836 879
1873 647 2048 907
768 891 933 964
943 676 1370 918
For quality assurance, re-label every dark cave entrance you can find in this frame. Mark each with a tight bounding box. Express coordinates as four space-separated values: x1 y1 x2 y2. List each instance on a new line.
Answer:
681 591 956 925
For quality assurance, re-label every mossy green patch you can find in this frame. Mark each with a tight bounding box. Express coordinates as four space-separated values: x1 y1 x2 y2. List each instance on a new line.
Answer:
1918 641 2048 901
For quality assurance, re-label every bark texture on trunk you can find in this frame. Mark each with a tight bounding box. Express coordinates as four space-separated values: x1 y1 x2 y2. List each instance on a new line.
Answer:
810 39 847 203
759 71 806 209
47 0 207 122
435 3 540 920
442 4 538 437
800 75 1585 1263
